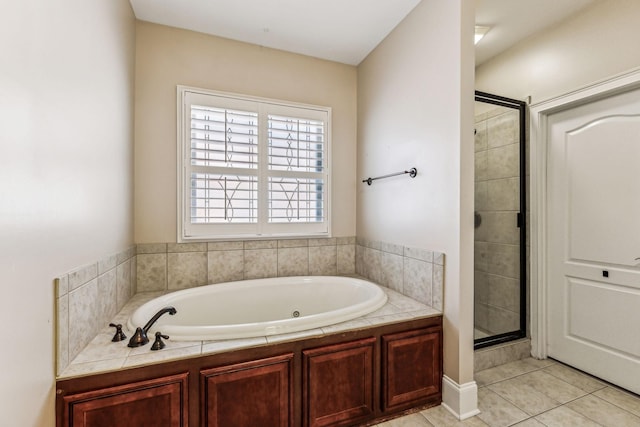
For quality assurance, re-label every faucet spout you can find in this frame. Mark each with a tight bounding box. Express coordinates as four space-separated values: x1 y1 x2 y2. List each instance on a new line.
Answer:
127 306 177 348
143 306 177 333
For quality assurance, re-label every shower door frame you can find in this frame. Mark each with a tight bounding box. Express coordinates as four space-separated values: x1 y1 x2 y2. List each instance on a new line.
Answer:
474 91 527 350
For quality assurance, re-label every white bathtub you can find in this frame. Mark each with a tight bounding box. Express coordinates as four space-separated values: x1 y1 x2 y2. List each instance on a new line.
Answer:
127 276 388 341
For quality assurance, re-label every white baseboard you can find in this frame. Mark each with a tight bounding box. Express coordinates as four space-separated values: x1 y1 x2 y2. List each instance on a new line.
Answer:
441 375 480 420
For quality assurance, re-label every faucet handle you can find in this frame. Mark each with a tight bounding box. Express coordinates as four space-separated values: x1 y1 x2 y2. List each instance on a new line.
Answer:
150 331 169 351
108 323 127 342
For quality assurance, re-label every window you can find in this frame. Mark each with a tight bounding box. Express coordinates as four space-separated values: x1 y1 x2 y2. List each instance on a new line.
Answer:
178 86 331 241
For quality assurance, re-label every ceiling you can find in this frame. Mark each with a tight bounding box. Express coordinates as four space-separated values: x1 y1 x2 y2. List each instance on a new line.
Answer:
129 0 596 66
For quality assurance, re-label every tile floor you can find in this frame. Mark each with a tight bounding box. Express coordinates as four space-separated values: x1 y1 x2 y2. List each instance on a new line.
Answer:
374 357 640 427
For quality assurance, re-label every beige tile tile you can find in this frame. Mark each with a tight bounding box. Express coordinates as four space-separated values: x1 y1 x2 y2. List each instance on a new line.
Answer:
308 237 336 247
475 359 542 387
474 340 531 372
375 412 433 426
277 239 308 248
167 251 208 290
309 245 336 276
244 249 277 279
594 386 640 418
208 250 244 284
207 241 243 251
487 110 518 148
404 246 433 262
476 387 529 427
97 269 118 326
136 243 167 254
98 253 117 275
403 257 433 306
487 376 561 416
517 370 588 404
337 244 355 274
534 406 601 427
71 332 132 364
60 358 127 379
167 242 207 253
116 259 132 312
421 405 489 426
542 363 607 393
202 337 267 354
487 143 519 180
244 240 277 250
68 279 99 361
123 345 202 368
510 419 545 427
56 294 69 375
432 264 444 311
277 246 309 276
381 251 403 292
566 394 640 427
521 357 556 369
136 253 167 291
68 263 98 290
336 236 356 245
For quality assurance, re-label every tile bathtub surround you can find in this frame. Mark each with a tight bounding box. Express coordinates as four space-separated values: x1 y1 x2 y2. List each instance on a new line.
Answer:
356 237 444 311
56 246 136 375
136 237 357 292
58 285 440 379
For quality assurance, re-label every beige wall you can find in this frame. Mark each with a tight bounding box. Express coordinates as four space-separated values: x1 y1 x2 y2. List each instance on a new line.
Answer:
0 1 136 425
476 0 640 103
357 0 476 390
134 22 358 243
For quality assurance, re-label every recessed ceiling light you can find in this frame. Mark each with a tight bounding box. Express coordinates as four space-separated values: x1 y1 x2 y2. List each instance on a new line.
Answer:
475 26 490 44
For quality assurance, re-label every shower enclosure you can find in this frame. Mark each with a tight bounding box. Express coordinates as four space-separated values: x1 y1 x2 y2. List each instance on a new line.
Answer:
474 91 526 349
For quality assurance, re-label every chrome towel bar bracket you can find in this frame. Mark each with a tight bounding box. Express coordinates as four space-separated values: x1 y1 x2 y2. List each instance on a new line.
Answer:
362 167 417 185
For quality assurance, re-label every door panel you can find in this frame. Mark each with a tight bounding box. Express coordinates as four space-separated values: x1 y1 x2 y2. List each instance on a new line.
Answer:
547 87 640 395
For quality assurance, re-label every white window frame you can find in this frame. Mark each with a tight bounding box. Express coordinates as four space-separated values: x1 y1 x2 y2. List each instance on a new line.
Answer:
177 86 331 241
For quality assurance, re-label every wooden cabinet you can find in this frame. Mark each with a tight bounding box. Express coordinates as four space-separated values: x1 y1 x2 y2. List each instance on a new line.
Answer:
60 373 188 427
57 316 442 427
200 353 293 427
382 327 442 411
302 338 375 427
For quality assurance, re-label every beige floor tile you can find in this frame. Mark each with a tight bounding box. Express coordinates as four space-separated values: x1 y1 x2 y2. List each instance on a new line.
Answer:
475 359 544 387
517 370 588 403
593 386 640 417
520 357 557 369
566 394 640 427
542 362 607 393
510 419 546 427
374 412 434 426
487 376 561 416
476 388 529 427
534 406 602 427
421 405 489 427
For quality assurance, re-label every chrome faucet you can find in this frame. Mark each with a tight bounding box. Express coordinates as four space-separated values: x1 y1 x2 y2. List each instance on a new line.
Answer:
127 306 177 348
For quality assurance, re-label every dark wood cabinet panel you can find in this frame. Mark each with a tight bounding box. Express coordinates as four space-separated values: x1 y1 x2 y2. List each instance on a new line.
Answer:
302 337 376 427
201 353 294 427
61 373 188 427
382 328 442 411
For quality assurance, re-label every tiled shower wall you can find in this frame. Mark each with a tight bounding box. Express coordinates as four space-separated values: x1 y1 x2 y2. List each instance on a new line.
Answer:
56 236 444 374
474 107 521 335
55 246 136 375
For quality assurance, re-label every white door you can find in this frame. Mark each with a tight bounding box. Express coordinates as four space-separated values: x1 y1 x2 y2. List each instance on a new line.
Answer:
547 87 640 395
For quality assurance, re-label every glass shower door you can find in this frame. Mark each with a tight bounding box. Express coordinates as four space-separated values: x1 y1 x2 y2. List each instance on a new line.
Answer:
474 91 526 349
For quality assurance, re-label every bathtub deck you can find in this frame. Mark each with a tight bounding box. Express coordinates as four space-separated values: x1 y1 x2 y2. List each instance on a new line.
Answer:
58 285 441 379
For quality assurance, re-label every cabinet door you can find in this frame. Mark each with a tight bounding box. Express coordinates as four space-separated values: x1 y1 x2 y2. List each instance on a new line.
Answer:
201 353 293 427
382 327 442 411
62 373 188 427
302 337 375 427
